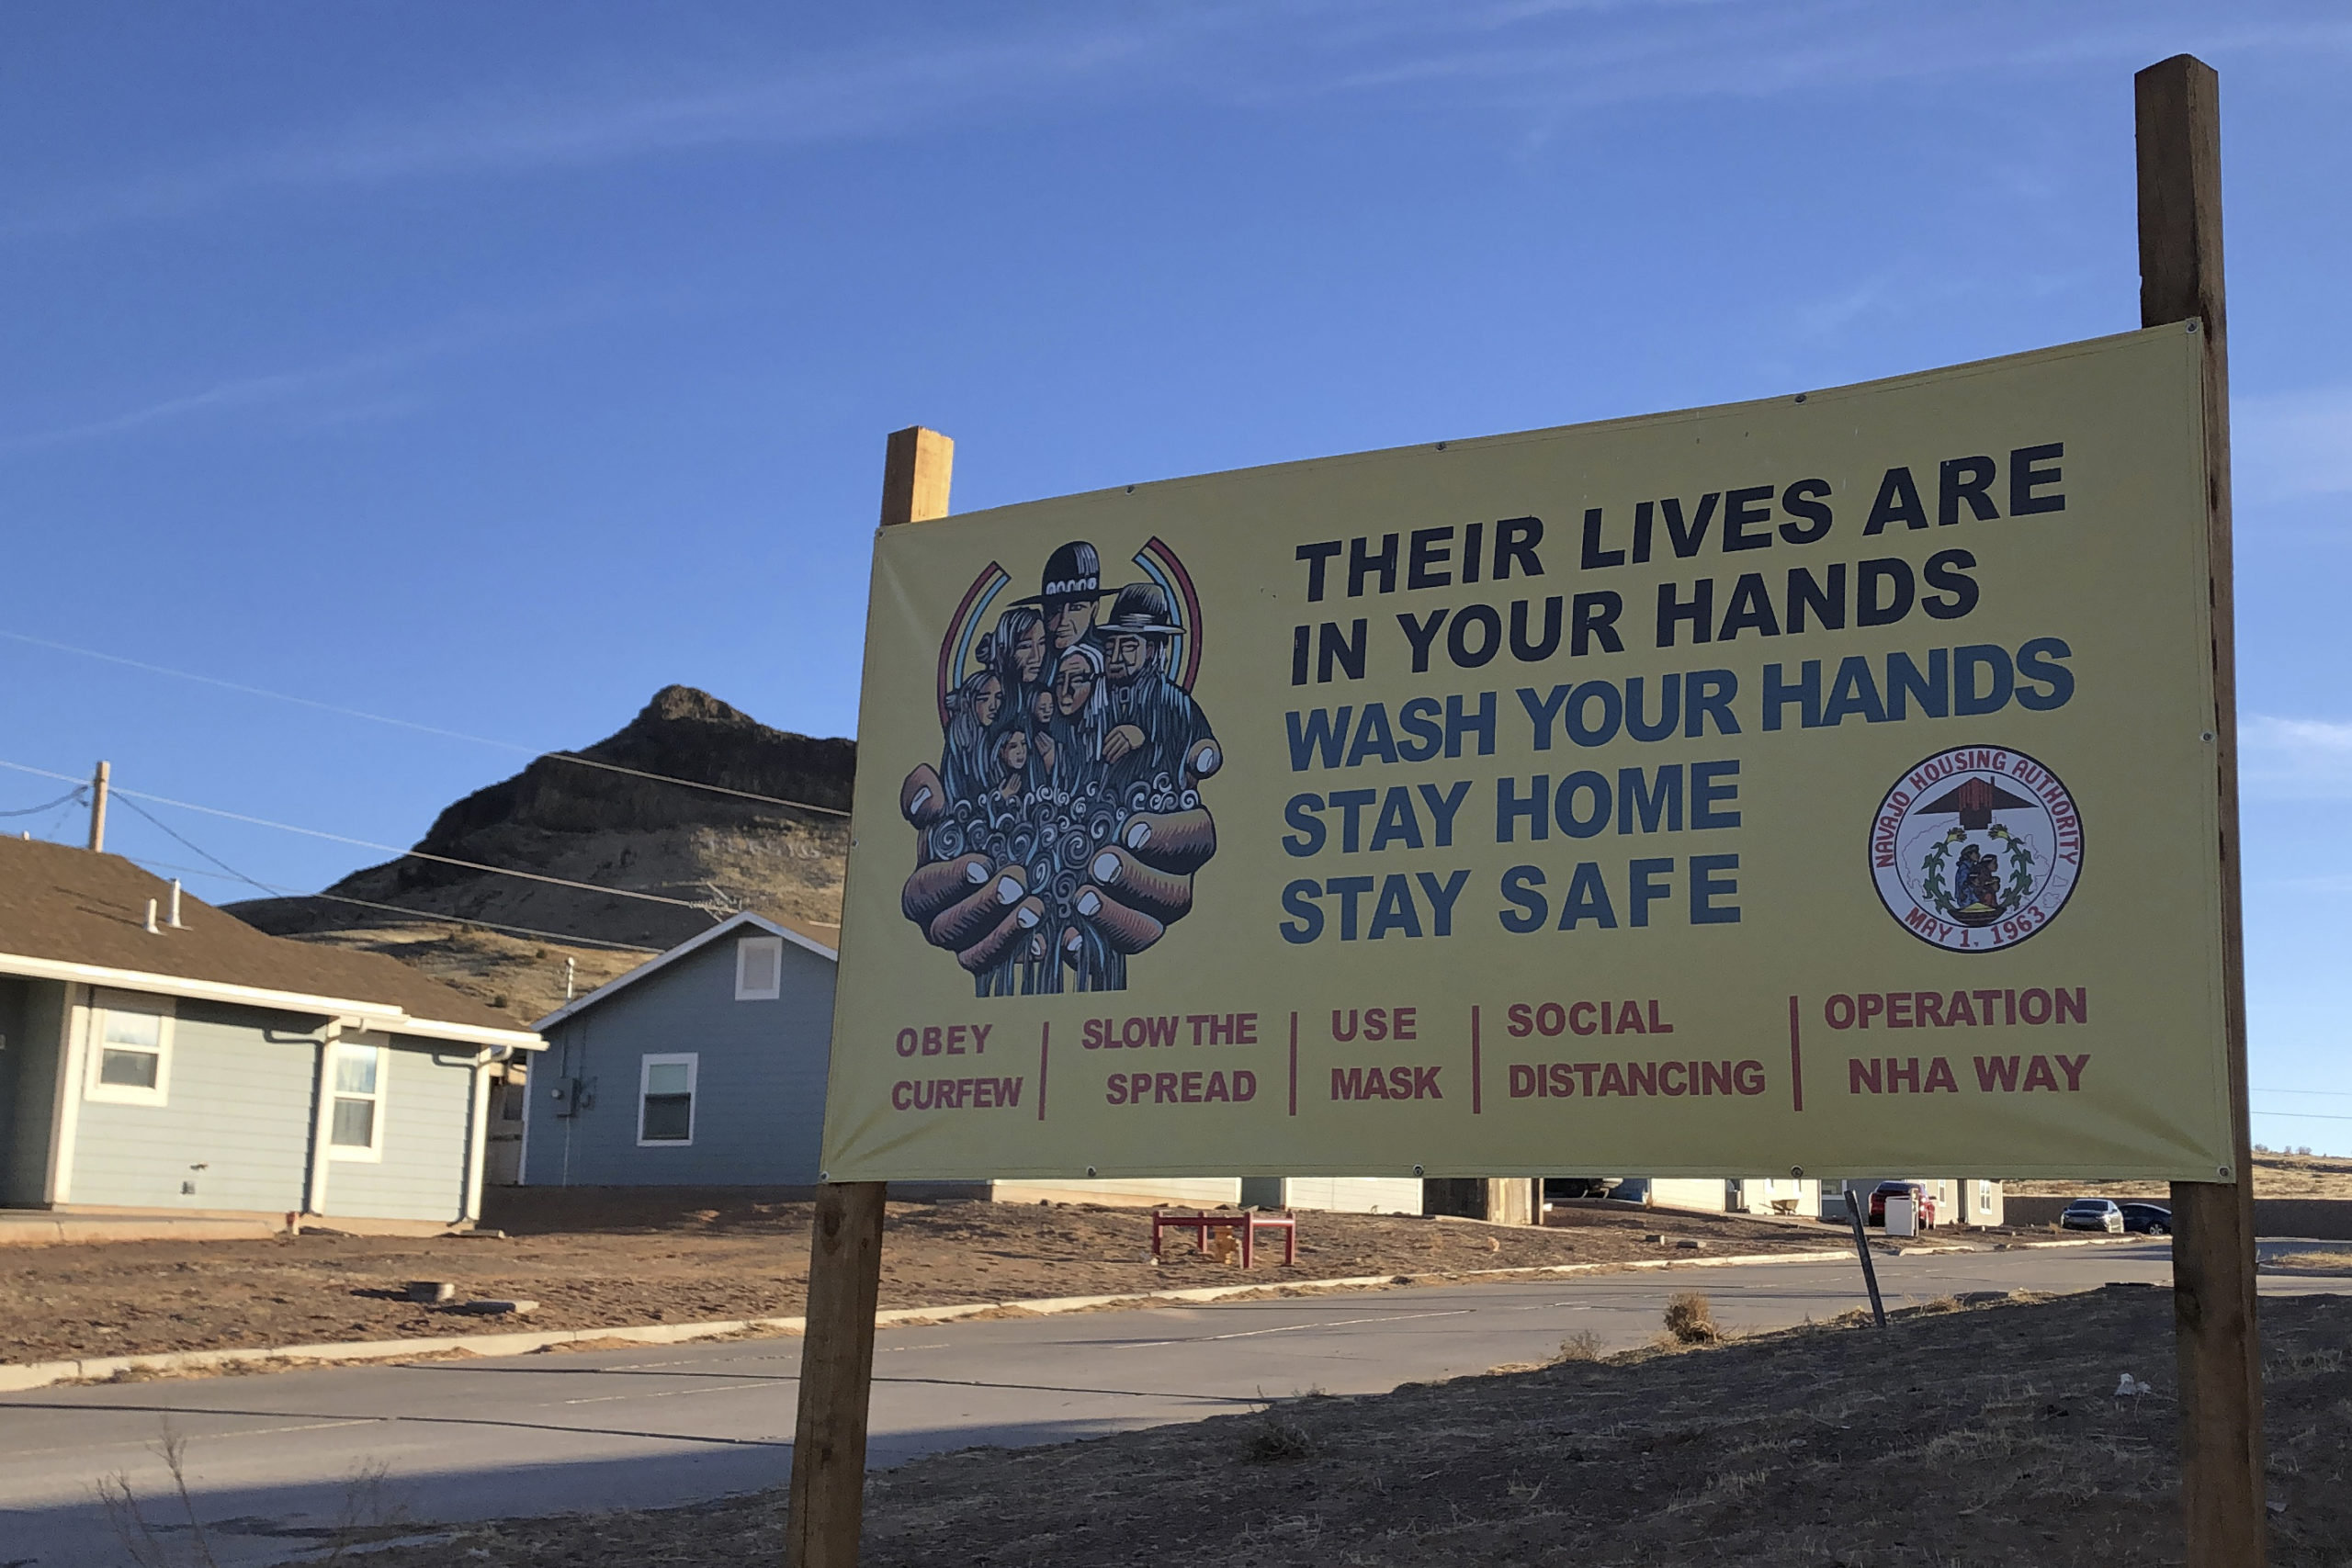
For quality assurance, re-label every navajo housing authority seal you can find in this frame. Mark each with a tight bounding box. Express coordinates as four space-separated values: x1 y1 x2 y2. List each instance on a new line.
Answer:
1869 744 2083 953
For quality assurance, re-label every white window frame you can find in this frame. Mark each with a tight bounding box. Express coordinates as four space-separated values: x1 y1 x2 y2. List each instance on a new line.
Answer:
83 990 175 1107
735 935 784 1000
327 1037 390 1162
638 1053 698 1146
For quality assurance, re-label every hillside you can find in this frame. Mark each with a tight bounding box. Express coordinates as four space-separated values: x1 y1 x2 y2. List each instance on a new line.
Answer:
232 685 853 1021
2007 1150 2352 1201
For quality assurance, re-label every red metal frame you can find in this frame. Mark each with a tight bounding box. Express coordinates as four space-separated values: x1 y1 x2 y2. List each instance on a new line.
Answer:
1150 1209 1296 1269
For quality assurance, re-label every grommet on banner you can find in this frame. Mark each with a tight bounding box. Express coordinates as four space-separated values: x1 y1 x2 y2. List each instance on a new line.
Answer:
1412 1165 1424 1177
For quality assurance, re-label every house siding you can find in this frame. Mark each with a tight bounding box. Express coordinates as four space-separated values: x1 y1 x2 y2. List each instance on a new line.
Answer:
324 1041 478 1223
1278 1177 1424 1214
67 1000 320 1213
1645 1178 1736 1213
522 935 834 1187
1733 1177 1822 1216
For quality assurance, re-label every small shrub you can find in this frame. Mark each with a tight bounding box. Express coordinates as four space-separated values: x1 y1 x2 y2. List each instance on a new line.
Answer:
2267 1347 2345 1382
1242 1408 1315 1463
1554 1330 1605 1363
1664 1291 1718 1345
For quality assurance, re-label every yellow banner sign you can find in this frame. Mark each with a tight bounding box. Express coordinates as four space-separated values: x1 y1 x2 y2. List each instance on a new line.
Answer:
823 325 2231 1180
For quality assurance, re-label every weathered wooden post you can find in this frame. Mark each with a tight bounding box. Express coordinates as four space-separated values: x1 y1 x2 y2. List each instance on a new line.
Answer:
2136 54 2265 1567
784 425 954 1568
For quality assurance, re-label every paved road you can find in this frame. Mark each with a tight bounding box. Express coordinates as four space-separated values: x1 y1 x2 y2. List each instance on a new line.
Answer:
4 1242 2343 1565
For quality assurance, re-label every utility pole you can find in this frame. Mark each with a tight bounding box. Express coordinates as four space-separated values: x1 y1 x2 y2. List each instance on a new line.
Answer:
86 761 110 852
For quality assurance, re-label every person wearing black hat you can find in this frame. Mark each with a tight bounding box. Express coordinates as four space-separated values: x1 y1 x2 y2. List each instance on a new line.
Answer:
1013 540 1115 657
1099 581 1220 792
896 551 1222 993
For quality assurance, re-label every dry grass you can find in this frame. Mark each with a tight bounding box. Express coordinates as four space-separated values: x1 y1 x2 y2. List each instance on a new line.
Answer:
2008 1150 2352 1200
2264 1249 2352 1275
355 1287 2352 1568
1239 1407 1317 1464
1661 1290 1718 1344
1 1196 1838 1366
99 1422 414 1566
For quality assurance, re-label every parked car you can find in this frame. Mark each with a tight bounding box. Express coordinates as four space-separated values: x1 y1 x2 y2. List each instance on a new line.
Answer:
2119 1201 2173 1235
2061 1198 2126 1233
1867 1180 1939 1228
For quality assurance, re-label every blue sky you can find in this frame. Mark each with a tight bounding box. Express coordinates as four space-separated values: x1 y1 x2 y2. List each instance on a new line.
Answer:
2 4 2346 1150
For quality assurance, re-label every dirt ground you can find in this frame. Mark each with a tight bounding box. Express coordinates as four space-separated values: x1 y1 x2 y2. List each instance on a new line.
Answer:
354 1288 2352 1568
0 1196 1849 1365
2009 1151 2352 1201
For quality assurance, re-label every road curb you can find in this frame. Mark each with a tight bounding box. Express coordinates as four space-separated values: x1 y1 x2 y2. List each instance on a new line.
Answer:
0 1234 2132 1394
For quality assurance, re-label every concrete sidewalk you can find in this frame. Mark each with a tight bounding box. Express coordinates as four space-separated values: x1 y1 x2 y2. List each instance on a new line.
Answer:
0 1208 458 1247
7 1240 2312 1568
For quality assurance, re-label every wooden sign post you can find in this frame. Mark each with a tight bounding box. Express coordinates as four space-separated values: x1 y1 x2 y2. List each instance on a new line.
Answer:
784 427 952 1568
2139 55 2266 1567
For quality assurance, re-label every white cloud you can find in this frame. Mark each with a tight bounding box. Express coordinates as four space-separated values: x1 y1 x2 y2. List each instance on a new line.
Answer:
0 21 1184 237
2241 714 2352 800
0 303 594 454
2235 386 2352 502
7 4 2348 238
2267 874 2352 894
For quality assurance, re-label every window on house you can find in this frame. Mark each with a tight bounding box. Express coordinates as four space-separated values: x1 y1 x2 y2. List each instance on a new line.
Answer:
85 992 174 1106
1978 1184 1994 1213
639 1054 697 1144
329 1041 387 1159
735 935 784 1000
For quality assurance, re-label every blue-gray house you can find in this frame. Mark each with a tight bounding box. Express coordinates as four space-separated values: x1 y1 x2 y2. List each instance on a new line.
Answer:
0 837 544 1229
521 912 838 1187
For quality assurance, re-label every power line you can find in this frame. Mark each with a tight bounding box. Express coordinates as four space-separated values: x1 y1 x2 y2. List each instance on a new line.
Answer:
294 892 662 954
0 785 85 818
112 784 719 913
546 751 849 817
0 629 535 751
0 626 851 818
1 760 91 786
113 793 276 899
125 856 660 954
0 757 720 918
2254 1088 2352 1099
58 782 668 953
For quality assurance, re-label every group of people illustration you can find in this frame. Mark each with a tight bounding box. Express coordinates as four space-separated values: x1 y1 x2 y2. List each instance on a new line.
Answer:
925 540 1221 994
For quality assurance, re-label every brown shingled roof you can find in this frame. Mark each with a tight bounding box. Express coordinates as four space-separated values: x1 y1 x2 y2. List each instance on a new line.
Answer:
0 837 534 1042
